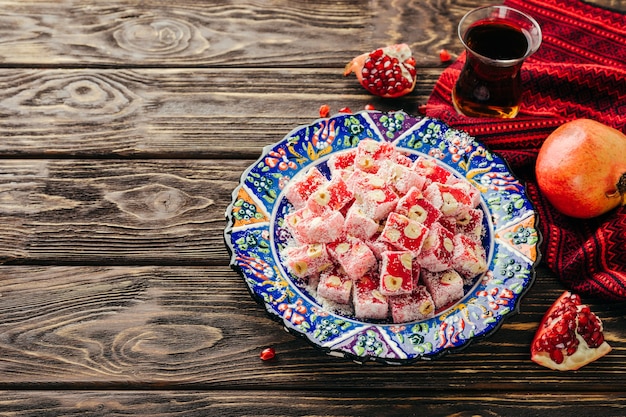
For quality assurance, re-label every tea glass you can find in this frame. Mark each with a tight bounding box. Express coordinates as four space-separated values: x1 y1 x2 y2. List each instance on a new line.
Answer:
452 6 542 118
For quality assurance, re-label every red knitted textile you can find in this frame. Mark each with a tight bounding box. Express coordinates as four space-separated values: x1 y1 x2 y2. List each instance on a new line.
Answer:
421 0 626 300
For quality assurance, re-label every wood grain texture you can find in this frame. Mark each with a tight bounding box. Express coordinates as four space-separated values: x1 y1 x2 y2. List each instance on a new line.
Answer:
1 265 625 390
0 0 499 68
0 390 625 417
0 68 447 158
0 159 247 264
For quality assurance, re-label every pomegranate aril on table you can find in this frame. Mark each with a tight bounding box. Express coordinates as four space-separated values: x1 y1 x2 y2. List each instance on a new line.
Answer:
260 347 276 361
280 139 488 324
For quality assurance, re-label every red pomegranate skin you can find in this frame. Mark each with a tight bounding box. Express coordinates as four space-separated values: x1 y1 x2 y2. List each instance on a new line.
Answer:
535 119 626 219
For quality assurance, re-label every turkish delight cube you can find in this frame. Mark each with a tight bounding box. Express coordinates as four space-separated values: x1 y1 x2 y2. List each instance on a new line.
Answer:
421 269 464 310
328 237 378 280
328 148 357 177
378 160 426 195
285 207 345 244
439 216 457 233
423 182 479 217
389 285 435 323
379 251 414 296
282 243 332 279
284 167 328 210
307 176 353 215
418 222 455 272
452 234 489 282
357 185 399 221
346 169 388 194
302 210 346 243
379 212 429 256
450 180 481 208
317 268 353 305
354 139 396 173
353 274 389 320
284 207 315 244
366 238 396 260
395 186 442 227
344 204 379 240
413 156 453 185
455 208 484 242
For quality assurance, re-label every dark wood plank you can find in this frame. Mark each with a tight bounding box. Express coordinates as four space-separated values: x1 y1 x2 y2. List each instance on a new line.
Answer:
0 265 624 390
0 0 499 68
0 68 446 158
0 390 626 417
0 159 249 265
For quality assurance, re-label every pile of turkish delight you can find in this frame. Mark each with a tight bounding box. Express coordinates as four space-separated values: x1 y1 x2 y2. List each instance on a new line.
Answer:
280 139 488 323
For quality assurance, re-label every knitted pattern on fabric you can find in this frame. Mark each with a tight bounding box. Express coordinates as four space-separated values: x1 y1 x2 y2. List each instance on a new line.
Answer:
421 0 626 300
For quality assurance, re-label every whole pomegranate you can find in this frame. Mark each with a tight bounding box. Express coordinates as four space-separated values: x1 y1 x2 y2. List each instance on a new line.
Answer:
531 291 611 371
344 44 417 98
535 119 626 218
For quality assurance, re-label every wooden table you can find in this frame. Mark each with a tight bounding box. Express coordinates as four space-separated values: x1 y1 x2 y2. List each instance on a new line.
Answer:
1 1 625 415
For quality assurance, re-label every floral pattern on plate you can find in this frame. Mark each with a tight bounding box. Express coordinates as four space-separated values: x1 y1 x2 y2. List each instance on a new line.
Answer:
225 110 541 364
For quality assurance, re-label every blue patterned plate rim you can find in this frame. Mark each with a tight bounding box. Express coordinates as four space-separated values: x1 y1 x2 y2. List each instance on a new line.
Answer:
224 110 541 364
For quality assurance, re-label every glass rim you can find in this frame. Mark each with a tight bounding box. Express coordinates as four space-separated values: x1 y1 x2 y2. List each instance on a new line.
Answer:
457 5 542 66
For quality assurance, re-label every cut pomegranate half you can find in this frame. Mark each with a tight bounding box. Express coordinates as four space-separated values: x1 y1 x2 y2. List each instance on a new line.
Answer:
344 44 417 98
531 291 611 371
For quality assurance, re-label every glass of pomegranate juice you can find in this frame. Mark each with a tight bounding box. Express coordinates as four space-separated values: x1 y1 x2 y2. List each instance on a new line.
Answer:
452 5 542 118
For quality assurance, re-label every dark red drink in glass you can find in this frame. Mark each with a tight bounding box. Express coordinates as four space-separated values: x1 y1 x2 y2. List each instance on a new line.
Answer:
452 6 542 118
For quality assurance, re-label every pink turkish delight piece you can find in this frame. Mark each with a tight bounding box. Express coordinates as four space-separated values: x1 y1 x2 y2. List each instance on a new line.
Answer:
328 237 377 280
353 139 396 173
455 208 484 242
366 238 396 260
378 161 427 195
395 186 442 227
423 182 479 217
344 204 379 240
421 269 464 310
393 152 414 167
389 285 436 323
413 156 453 185
379 212 429 256
328 148 357 177
418 222 455 272
282 243 332 280
450 180 481 208
452 234 489 282
317 268 353 305
379 251 414 296
307 176 354 215
439 216 457 233
302 210 346 243
285 207 345 244
284 207 315 244
358 185 399 221
346 169 388 194
284 167 328 210
353 274 389 320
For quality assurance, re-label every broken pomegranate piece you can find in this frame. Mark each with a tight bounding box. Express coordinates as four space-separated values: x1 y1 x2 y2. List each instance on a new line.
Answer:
343 44 417 98
531 291 611 371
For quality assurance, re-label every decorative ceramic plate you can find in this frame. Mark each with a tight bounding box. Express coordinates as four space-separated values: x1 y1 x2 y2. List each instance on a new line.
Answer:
224 110 540 364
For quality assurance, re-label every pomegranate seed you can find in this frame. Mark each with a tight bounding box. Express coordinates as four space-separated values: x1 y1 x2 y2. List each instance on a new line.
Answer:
439 49 451 62
364 104 375 110
339 107 352 113
550 348 564 364
260 347 276 361
319 104 330 118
